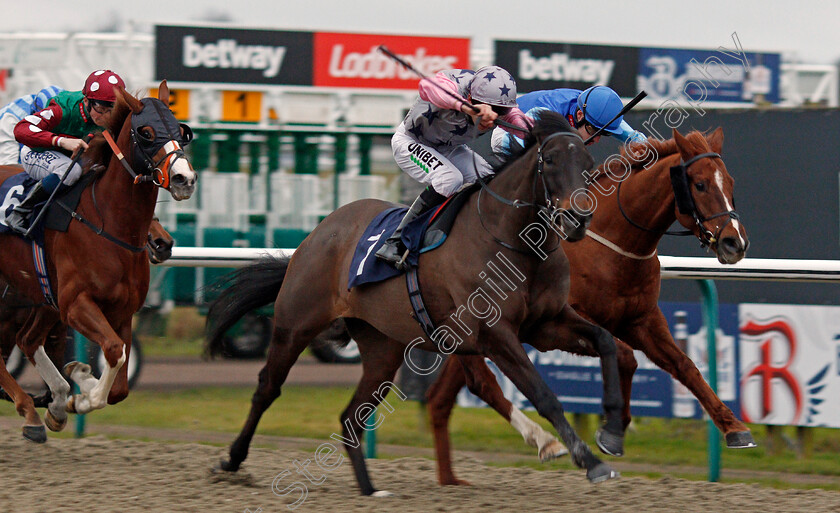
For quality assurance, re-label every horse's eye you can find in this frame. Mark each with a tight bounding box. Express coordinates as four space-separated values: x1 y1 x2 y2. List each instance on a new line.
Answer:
138 126 155 145
694 182 706 192
543 155 554 165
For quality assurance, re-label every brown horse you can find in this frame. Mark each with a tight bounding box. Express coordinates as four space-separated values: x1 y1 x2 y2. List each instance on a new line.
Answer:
426 128 754 485
206 112 626 495
0 82 195 442
0 218 175 400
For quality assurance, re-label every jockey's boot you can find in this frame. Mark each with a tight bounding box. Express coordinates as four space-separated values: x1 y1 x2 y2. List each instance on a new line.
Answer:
5 181 50 235
375 187 447 270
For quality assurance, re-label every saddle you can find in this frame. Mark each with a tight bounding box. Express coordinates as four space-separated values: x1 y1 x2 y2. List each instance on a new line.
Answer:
348 183 479 289
0 171 94 236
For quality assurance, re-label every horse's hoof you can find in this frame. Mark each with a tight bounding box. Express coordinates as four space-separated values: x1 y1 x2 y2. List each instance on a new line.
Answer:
440 478 472 486
725 431 757 449
586 462 620 483
212 458 239 473
65 396 76 414
539 439 569 462
371 490 394 498
45 410 67 432
22 425 47 444
64 361 91 377
595 428 625 457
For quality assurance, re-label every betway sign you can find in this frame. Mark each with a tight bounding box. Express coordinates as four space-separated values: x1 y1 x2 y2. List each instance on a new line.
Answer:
495 40 639 96
314 32 470 89
155 25 313 85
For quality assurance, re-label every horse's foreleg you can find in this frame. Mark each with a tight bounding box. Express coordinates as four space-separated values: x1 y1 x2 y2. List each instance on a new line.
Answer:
426 355 470 485
482 325 617 483
107 322 133 405
63 295 125 414
621 312 756 449
528 304 625 457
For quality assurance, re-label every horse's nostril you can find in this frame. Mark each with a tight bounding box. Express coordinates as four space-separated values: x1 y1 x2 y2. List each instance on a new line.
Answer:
171 174 186 186
721 237 741 252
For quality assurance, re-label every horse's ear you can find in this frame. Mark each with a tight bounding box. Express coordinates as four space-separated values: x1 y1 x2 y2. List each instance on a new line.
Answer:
672 128 692 160
706 127 724 153
158 80 170 107
116 87 143 114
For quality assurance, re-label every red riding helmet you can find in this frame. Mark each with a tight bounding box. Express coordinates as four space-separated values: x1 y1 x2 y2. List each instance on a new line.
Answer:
83 69 125 103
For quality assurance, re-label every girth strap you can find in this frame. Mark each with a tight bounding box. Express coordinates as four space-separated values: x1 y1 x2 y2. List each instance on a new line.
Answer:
405 268 437 340
31 241 58 309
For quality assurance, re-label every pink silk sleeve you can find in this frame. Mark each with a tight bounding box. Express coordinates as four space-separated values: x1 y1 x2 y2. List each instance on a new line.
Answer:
500 108 533 136
418 72 464 111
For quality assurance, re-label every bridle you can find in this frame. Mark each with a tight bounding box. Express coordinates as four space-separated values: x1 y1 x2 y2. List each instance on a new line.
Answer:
476 129 586 254
617 151 740 248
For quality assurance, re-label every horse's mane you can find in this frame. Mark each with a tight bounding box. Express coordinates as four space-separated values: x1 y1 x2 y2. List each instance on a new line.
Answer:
597 130 714 184
83 89 139 176
493 110 576 172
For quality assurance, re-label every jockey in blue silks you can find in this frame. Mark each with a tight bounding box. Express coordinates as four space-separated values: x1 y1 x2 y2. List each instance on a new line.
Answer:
491 85 646 154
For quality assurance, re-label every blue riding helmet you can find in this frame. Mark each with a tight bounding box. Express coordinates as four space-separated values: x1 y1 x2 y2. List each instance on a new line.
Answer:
577 86 624 135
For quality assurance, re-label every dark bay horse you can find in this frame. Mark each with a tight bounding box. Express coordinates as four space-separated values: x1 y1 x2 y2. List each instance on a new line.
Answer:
427 128 754 485
207 112 626 495
0 83 195 442
0 218 175 402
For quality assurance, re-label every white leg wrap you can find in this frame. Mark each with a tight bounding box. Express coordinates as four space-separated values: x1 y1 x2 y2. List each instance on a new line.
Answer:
33 346 71 419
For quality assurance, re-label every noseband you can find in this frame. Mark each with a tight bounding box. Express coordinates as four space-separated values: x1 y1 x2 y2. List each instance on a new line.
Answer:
618 152 740 248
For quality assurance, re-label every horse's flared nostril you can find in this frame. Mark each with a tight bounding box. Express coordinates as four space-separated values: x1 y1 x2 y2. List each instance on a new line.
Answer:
720 236 742 254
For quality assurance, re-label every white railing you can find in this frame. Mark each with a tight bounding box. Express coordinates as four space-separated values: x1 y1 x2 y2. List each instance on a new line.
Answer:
161 248 840 283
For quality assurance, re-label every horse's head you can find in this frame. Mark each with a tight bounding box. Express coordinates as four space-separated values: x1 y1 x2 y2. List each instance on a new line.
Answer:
529 111 594 242
672 128 749 263
116 81 197 201
146 217 174 264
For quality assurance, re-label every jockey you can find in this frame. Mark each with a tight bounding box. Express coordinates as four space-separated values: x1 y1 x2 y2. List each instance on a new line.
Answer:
375 65 532 269
491 85 646 155
5 70 125 235
0 85 64 165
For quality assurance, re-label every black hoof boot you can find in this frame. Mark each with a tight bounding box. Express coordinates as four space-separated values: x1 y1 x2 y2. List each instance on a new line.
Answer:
22 425 47 443
586 462 619 483
595 428 624 457
212 458 239 473
725 431 757 449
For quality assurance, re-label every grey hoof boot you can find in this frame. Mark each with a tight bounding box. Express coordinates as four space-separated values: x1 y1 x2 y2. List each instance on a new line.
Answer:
22 424 47 443
725 431 757 449
595 428 625 457
586 462 619 483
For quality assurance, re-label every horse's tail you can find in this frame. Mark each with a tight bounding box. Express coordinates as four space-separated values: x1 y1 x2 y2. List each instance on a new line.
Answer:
205 256 290 357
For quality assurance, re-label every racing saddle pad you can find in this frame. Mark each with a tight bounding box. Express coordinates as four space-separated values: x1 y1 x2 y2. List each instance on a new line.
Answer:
347 184 477 289
0 171 93 235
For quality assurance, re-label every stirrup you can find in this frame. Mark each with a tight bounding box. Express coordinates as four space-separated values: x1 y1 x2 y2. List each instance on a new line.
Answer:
395 248 411 270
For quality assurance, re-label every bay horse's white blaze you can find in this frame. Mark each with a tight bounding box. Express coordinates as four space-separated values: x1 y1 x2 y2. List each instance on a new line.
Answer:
33 346 71 422
714 169 745 247
509 406 568 460
70 346 126 414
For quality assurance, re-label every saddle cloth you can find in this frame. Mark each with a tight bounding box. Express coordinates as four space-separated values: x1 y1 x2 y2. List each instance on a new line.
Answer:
347 184 476 289
0 171 91 236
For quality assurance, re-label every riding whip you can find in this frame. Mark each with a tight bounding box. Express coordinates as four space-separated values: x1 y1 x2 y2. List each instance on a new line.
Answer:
377 45 526 133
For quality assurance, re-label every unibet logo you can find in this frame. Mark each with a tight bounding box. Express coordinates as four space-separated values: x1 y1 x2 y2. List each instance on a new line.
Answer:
182 35 287 78
518 49 614 85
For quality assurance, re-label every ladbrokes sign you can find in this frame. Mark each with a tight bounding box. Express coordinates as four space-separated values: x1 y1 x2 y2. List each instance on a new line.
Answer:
495 40 639 95
155 25 313 85
313 32 469 89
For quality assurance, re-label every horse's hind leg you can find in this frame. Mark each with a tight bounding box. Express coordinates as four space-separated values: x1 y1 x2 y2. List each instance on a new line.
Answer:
18 309 70 431
217 322 319 473
338 319 407 496
427 355 565 486
481 327 617 483
0 355 45 442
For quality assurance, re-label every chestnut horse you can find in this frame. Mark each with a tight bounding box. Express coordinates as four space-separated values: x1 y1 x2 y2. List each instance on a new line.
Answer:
427 128 754 485
0 82 195 442
0 218 175 402
206 112 625 495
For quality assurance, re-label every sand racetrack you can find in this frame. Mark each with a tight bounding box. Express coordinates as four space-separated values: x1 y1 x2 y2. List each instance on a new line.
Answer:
0 432 838 513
